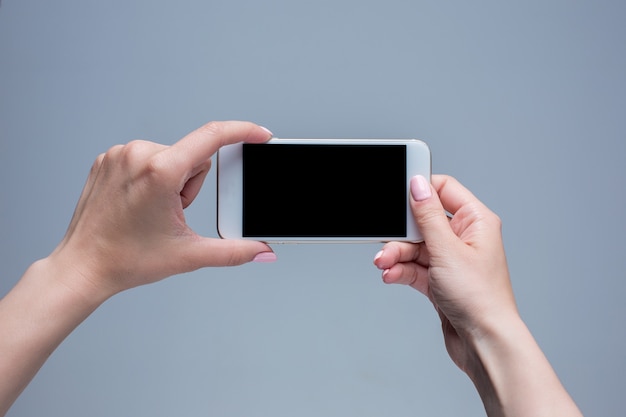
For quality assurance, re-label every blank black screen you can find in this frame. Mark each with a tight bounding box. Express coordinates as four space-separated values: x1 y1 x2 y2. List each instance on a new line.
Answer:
242 144 406 238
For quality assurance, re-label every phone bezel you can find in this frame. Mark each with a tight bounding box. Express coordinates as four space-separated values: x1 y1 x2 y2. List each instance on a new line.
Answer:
216 138 431 243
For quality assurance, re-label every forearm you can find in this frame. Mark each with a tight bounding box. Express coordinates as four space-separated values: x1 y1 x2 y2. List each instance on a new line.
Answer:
466 314 583 417
0 257 108 416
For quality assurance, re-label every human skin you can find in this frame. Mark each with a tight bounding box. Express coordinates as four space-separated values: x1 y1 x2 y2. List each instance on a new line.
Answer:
374 174 584 417
0 128 583 416
0 121 277 416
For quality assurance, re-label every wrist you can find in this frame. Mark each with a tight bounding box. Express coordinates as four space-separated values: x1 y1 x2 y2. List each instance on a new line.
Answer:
462 313 582 417
30 255 111 314
47 241 124 304
0 256 111 413
41 249 117 310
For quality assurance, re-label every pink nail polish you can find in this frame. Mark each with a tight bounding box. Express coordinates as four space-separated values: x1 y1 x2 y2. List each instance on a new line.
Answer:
410 175 432 201
253 252 277 263
382 269 391 282
374 250 386 269
259 126 273 137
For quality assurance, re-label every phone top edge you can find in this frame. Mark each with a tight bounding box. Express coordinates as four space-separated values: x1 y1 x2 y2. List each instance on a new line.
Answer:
266 137 428 144
218 138 431 153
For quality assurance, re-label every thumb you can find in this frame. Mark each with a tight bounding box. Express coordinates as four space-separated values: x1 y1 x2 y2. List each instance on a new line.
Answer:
410 175 458 249
176 238 277 271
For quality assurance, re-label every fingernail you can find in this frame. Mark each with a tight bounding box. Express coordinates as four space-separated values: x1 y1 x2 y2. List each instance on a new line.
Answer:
375 250 393 271
374 250 385 269
410 175 432 201
253 252 277 263
382 269 392 283
259 126 273 137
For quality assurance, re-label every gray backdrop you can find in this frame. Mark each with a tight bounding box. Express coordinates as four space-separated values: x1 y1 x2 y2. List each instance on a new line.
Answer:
1 1 625 416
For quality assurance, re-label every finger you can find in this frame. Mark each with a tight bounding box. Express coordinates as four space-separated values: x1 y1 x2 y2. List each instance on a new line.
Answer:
373 241 429 270
381 262 430 296
410 175 459 249
430 174 503 244
164 121 272 176
109 140 169 174
431 174 482 217
179 159 211 209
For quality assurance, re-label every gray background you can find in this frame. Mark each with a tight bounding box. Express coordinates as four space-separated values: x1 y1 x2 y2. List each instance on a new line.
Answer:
1 1 625 416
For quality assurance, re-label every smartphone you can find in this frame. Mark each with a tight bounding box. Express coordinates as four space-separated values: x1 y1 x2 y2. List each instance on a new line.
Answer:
217 138 431 243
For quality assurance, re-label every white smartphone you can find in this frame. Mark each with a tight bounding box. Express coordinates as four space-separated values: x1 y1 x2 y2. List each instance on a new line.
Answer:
217 138 431 243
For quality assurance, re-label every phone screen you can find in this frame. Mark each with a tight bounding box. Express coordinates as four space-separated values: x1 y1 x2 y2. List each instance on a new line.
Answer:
242 143 407 238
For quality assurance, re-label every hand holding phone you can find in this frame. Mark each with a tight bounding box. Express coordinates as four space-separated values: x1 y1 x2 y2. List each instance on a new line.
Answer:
217 138 431 243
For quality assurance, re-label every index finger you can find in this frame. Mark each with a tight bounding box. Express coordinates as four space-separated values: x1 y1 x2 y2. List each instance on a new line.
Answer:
165 121 273 173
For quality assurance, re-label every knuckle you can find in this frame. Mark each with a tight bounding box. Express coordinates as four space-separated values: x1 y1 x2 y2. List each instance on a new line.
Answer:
119 140 171 181
121 140 150 160
103 144 125 158
415 205 443 225
490 211 503 230
99 144 125 169
477 204 502 230
103 141 148 168
144 151 169 174
198 121 224 139
91 152 107 172
406 266 421 287
225 248 246 266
